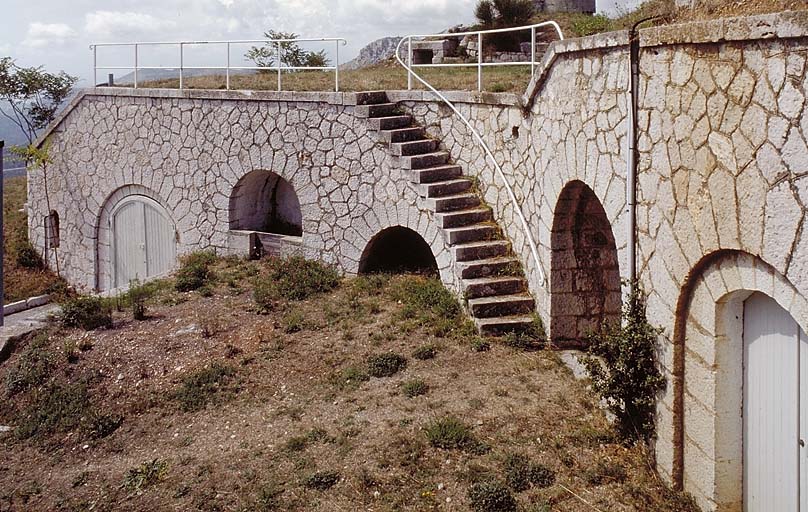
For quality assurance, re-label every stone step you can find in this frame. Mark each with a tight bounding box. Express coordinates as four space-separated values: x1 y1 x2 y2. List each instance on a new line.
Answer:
409 164 463 184
467 293 535 318
416 178 472 198
355 102 398 118
463 276 527 299
453 240 510 262
456 256 520 279
475 315 537 336
391 139 438 156
401 151 451 170
435 207 492 228
443 224 498 245
426 193 480 212
380 126 424 143
369 115 413 131
354 91 389 105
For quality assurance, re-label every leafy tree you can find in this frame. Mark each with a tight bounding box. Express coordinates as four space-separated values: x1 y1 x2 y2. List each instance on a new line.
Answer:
245 30 331 71
474 0 535 28
0 57 77 145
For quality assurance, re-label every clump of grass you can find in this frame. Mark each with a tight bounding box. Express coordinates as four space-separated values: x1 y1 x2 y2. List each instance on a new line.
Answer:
174 362 236 412
425 416 478 450
470 338 491 352
16 380 90 439
5 335 54 395
256 480 284 510
60 296 113 330
412 344 437 360
337 366 370 389
468 480 517 512
284 428 334 452
121 279 157 320
583 458 627 486
402 378 429 398
282 310 308 334
503 316 546 350
87 412 123 439
570 13 612 36
303 470 340 490
123 459 168 493
63 339 79 363
366 353 407 378
253 256 340 312
175 251 217 292
390 276 460 319
503 453 556 491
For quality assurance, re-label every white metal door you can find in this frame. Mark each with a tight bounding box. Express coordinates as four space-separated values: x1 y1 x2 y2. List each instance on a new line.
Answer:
112 197 176 288
743 292 805 511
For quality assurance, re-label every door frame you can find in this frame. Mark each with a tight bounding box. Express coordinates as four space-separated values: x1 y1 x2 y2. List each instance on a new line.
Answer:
109 194 177 290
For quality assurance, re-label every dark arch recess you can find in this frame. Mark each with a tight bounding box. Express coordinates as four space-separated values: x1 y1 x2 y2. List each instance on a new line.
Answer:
550 180 621 346
358 226 438 274
229 170 302 236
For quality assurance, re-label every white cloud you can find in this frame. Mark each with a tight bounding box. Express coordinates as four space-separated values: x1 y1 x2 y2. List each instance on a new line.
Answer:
22 22 76 48
84 11 178 39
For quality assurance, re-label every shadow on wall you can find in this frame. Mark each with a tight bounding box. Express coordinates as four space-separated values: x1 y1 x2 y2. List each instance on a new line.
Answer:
359 226 438 274
229 170 302 236
550 180 621 345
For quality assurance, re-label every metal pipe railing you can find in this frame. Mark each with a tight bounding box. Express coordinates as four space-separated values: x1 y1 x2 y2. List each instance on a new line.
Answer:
90 37 348 92
400 21 563 93
395 22 565 287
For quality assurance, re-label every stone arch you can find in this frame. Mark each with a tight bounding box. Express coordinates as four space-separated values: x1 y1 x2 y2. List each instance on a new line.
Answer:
671 249 808 510
229 170 302 236
95 184 177 291
358 226 438 274
549 180 621 345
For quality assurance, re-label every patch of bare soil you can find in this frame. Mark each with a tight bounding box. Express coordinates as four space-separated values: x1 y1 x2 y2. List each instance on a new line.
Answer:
0 258 696 511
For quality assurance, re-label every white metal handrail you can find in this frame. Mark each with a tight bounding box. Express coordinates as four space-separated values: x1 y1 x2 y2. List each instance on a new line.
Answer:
396 22 565 286
400 21 563 91
90 38 348 92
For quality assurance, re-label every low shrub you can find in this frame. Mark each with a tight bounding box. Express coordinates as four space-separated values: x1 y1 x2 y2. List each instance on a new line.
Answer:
303 470 340 490
470 338 491 352
503 453 555 491
60 296 113 330
16 380 90 439
123 459 168 493
14 240 43 269
175 251 217 292
402 378 429 398
583 459 627 486
467 480 517 512
174 362 236 412
282 310 308 334
412 344 437 360
390 276 460 319
366 353 407 378
253 256 340 312
5 335 54 395
87 412 123 439
425 416 475 450
571 13 612 37
121 279 156 320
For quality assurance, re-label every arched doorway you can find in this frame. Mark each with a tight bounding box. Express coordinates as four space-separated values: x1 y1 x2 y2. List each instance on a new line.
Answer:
111 195 177 288
358 226 438 274
549 180 621 344
229 170 302 236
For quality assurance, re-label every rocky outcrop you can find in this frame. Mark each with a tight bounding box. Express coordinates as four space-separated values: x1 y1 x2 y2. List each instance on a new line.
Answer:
341 36 402 70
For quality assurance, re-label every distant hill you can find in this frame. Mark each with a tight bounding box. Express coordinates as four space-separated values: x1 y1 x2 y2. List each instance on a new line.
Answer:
0 111 27 169
341 37 402 70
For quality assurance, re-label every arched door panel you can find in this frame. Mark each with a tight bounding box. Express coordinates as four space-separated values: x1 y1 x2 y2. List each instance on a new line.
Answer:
111 197 176 288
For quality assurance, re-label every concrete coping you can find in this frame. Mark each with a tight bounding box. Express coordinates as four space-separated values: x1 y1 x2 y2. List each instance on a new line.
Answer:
3 294 51 317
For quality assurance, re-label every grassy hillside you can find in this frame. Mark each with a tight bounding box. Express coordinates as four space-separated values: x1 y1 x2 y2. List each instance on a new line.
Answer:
0 256 699 511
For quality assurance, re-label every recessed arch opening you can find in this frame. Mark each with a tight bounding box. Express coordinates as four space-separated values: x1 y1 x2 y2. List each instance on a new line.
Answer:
358 226 438 274
550 180 621 345
229 170 302 236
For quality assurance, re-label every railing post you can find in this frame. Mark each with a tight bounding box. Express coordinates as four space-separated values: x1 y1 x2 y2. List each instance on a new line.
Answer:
477 33 482 92
335 40 340 92
134 44 139 89
407 37 413 90
276 40 282 92
226 42 231 90
179 43 184 90
531 26 536 77
93 46 97 87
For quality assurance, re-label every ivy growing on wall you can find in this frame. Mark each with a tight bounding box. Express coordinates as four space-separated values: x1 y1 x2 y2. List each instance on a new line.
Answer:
582 284 666 442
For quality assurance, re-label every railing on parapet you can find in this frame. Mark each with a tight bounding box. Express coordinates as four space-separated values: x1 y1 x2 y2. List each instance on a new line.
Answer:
395 22 565 285
89 38 348 92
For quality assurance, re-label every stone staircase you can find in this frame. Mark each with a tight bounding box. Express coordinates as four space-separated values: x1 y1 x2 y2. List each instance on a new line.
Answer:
355 91 536 336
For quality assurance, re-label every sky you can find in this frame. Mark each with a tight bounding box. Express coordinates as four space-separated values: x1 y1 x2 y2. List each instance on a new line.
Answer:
1 0 635 86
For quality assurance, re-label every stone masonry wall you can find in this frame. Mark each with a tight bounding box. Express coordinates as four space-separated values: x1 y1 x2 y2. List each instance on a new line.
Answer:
27 90 458 294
